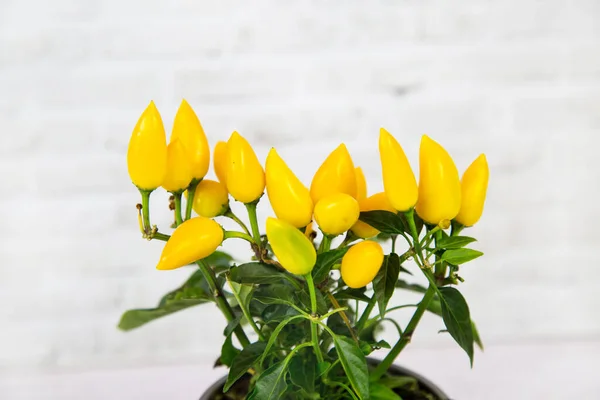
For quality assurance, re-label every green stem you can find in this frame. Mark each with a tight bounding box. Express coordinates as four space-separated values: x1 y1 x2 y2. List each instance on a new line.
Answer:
433 230 445 279
150 232 170 241
196 260 250 348
305 273 325 364
139 189 152 233
245 202 262 245
420 226 441 248
224 209 251 235
318 234 333 254
391 235 397 253
185 179 200 221
328 382 359 400
370 284 436 380
384 303 419 314
356 296 376 332
226 274 265 341
319 307 349 321
405 208 427 266
223 230 255 244
173 192 184 226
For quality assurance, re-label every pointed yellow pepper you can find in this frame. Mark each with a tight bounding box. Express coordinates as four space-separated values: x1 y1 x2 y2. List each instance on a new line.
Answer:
156 217 224 270
265 148 313 228
127 101 168 190
455 154 489 227
314 193 360 236
415 135 461 226
355 167 367 201
171 99 210 181
191 179 229 218
379 128 418 212
226 131 265 204
310 144 357 203
162 139 193 193
213 141 228 184
341 240 384 289
266 217 317 275
351 192 396 239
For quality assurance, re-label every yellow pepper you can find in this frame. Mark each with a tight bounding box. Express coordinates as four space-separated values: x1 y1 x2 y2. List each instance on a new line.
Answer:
266 217 317 275
156 217 224 270
127 101 168 190
162 139 193 193
314 193 360 236
415 135 461 226
226 131 265 204
341 240 384 289
379 128 418 212
171 99 210 181
265 148 313 228
455 154 489 227
213 141 228 184
191 179 229 218
355 167 367 201
310 144 357 203
351 192 396 239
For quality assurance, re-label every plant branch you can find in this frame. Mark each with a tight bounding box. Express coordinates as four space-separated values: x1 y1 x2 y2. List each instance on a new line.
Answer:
223 230 255 244
184 179 200 221
245 202 262 245
226 274 265 341
305 273 325 364
173 192 184 226
327 292 359 343
224 208 251 235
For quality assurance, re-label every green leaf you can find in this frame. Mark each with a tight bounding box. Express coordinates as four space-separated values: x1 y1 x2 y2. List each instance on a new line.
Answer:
220 334 240 367
359 210 407 235
335 288 371 302
441 248 483 265
312 247 349 284
247 361 289 400
260 315 307 364
370 382 402 400
230 262 293 285
223 314 243 337
298 286 328 315
317 361 332 377
224 341 267 392
289 348 316 394
254 284 297 307
204 250 234 272
261 304 301 324
118 269 212 331
373 254 400 317
333 335 370 400
472 320 484 351
438 287 474 366
435 236 477 250
379 376 417 390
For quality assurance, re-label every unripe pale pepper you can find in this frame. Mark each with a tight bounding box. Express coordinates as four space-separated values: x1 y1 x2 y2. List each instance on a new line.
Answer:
379 127 418 212
127 101 168 190
310 144 357 203
162 139 193 193
351 192 396 239
191 179 229 218
415 135 461 226
170 99 210 181
226 131 265 204
341 240 384 289
266 217 317 275
213 141 228 184
455 154 489 227
156 217 224 270
314 193 360 236
355 167 367 201
266 148 313 228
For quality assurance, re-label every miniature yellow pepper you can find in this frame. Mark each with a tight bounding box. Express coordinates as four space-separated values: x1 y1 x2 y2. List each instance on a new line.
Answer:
156 217 224 270
415 135 461 226
171 99 210 181
191 179 229 218
341 241 384 288
379 128 418 212
351 192 396 239
314 193 360 236
455 154 489 227
226 131 265 204
127 101 168 190
266 217 317 275
265 148 313 228
213 141 228 184
162 139 193 193
355 167 367 201
310 144 357 203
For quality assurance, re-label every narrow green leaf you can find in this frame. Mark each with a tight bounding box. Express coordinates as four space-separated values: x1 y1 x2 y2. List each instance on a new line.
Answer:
438 287 474 366
261 304 301 324
224 342 267 392
312 247 349 284
379 376 417 390
435 236 477 250
370 382 402 400
204 250 234 273
220 334 240 367
441 248 483 265
259 315 307 364
223 314 243 338
359 210 407 235
472 320 484 351
373 254 400 317
230 263 293 284
254 284 297 307
247 361 288 400
289 348 316 394
335 288 371 302
333 335 370 400
317 361 332 378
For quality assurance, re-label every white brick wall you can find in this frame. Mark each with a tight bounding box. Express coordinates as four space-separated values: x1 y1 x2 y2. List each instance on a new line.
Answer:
1 0 599 397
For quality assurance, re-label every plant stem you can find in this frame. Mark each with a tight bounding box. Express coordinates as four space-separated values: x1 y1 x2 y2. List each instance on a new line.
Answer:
391 235 397 253
224 208 251 235
433 230 445 279
196 260 250 348
184 179 200 221
139 189 152 234
327 292 359 343
328 382 359 400
226 274 265 341
356 296 376 332
305 273 325 363
318 234 333 254
173 192 184 226
245 202 262 245
370 284 436 380
223 230 255 244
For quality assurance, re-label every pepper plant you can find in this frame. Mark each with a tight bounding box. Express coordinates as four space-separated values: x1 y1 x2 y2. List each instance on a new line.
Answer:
120 100 489 400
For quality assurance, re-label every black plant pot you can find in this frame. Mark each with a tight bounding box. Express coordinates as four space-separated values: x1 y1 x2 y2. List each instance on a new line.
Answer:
200 358 450 400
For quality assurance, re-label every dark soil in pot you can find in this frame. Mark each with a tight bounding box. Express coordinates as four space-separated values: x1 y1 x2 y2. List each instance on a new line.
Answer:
200 358 449 400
